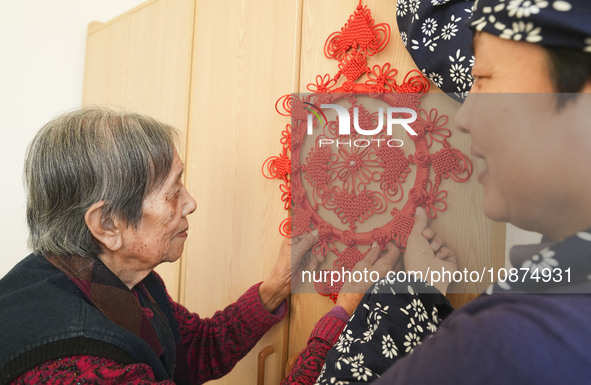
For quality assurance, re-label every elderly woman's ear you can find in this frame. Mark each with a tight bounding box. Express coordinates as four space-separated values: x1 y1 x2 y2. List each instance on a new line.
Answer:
85 201 123 252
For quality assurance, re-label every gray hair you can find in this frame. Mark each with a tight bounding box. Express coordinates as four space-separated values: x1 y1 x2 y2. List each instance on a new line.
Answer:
24 107 179 258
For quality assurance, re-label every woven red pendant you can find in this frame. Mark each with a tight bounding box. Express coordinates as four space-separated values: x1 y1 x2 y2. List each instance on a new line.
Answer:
263 1 472 301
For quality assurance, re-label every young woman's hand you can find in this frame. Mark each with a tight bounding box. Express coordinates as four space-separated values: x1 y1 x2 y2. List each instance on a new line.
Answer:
404 207 458 293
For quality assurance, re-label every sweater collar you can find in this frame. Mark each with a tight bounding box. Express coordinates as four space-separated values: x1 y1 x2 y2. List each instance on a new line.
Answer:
44 253 164 356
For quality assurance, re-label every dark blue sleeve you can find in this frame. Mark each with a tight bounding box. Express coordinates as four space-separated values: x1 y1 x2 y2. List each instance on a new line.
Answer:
373 294 591 385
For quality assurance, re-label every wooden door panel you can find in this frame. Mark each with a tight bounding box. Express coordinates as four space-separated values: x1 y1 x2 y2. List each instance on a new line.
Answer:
83 0 195 300
183 1 302 383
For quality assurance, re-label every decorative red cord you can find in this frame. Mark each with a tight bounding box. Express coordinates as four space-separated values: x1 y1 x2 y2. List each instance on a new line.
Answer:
263 2 472 301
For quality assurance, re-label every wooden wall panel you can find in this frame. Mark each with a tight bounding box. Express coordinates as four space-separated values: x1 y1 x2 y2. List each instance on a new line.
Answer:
182 1 302 384
83 20 130 108
288 0 505 359
82 0 195 300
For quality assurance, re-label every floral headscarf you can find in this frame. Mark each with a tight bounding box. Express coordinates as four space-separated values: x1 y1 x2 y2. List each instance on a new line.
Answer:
397 0 591 101
469 0 591 51
397 0 476 101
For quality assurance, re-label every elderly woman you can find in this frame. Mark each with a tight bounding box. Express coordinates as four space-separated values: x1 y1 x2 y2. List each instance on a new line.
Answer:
312 0 591 384
0 108 397 384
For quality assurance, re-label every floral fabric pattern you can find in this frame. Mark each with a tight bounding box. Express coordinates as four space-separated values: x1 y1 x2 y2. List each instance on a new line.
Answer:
468 0 591 52
485 228 591 294
397 0 476 101
398 0 591 101
314 279 453 384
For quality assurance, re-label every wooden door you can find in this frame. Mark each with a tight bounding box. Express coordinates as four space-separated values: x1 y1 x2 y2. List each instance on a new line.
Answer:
82 0 195 300
182 1 302 384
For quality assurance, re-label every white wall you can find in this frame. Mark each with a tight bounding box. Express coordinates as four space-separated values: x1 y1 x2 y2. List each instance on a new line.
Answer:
0 0 146 277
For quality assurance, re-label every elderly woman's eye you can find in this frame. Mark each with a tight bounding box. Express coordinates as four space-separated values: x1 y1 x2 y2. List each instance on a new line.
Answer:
166 188 181 201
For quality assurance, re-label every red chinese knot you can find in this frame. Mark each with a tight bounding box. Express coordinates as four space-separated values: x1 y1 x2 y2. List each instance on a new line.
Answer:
262 2 472 301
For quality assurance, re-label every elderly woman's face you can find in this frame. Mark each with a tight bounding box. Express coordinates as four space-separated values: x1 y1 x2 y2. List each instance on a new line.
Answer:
455 32 586 237
119 151 196 269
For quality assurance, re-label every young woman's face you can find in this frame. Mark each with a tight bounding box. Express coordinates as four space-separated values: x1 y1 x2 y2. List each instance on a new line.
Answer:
455 32 589 239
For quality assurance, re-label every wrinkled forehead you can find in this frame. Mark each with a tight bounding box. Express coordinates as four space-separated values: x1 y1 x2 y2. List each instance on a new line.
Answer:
468 0 591 52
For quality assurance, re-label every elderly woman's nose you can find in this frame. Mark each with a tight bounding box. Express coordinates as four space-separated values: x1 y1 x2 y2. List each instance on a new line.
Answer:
182 188 197 217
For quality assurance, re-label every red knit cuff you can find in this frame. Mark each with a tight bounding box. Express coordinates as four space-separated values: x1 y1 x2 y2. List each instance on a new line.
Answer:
308 311 347 345
325 305 350 322
235 282 286 334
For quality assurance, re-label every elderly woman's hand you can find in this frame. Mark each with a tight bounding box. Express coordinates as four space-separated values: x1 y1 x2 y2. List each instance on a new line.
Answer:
258 231 321 312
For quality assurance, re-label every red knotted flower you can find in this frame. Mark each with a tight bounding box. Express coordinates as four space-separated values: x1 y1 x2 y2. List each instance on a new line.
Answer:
423 180 448 219
366 63 398 91
280 180 291 210
280 124 291 151
418 108 451 147
307 74 337 93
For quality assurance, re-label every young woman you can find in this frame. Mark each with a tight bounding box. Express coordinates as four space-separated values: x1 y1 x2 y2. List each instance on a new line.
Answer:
314 0 591 383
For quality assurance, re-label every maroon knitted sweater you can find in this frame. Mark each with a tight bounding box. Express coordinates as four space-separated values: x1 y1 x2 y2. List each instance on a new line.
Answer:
10 283 346 385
